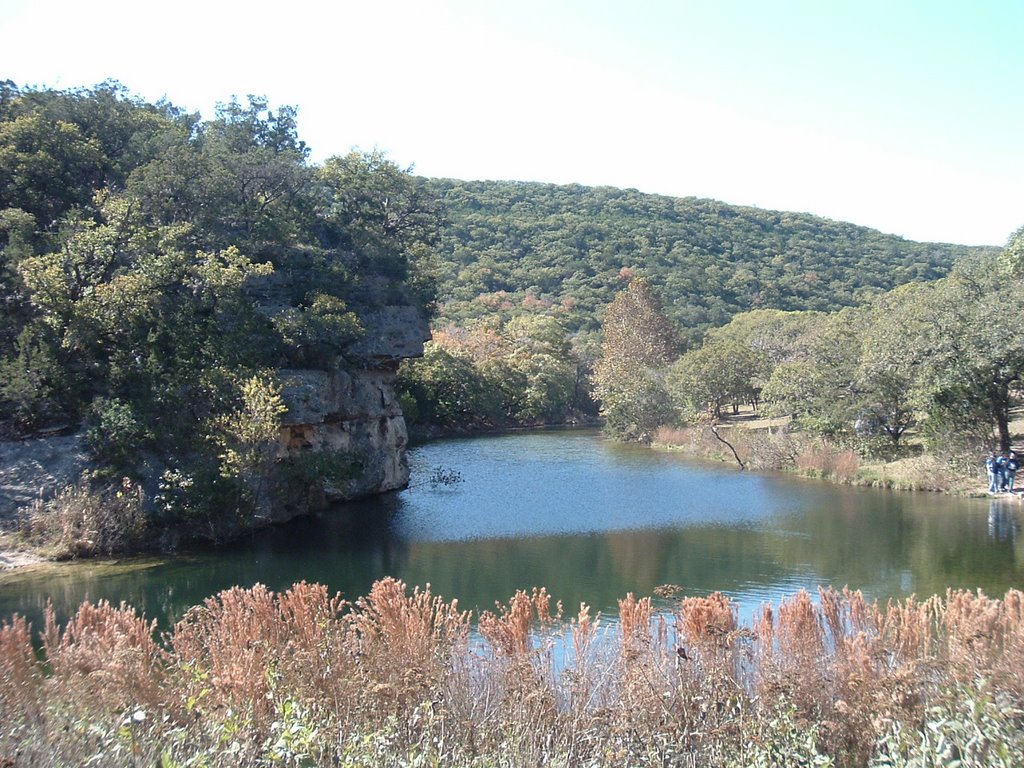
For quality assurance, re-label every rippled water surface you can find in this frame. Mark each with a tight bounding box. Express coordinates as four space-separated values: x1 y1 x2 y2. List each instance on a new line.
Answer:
2 430 1022 626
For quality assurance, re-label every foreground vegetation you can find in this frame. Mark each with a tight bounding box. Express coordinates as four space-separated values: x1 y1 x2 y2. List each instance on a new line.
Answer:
1 578 1022 766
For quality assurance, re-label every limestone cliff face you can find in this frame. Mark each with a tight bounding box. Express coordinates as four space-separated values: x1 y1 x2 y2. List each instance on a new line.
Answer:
275 305 430 514
0 434 90 522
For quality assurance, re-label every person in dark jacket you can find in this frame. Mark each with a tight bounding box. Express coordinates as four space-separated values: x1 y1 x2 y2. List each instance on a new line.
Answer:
997 452 1010 492
1006 451 1019 492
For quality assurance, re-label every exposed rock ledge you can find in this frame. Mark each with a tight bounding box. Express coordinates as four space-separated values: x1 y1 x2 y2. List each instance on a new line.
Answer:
0 434 90 524
278 367 410 507
273 304 430 516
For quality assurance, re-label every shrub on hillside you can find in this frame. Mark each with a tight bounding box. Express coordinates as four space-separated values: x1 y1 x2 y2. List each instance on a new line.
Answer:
20 476 148 558
796 441 860 483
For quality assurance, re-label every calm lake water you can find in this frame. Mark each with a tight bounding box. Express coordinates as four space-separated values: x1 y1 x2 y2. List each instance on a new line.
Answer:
1 430 1022 628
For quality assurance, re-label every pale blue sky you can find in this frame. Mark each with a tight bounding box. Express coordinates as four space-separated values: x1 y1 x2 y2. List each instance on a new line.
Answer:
2 0 1021 245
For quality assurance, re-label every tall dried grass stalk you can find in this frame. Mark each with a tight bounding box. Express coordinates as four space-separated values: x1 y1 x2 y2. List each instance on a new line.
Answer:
796 442 860 482
678 592 736 647
617 592 653 662
563 602 607 725
0 614 40 723
347 577 470 721
350 577 469 661
42 599 164 710
475 588 564 758
571 602 599 661
478 587 560 659
170 583 285 729
998 589 1024 693
776 590 825 661
614 592 659 721
878 593 939 665
943 589 1001 669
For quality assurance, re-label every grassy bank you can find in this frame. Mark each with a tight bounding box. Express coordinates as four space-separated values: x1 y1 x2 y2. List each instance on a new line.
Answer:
2 578 1023 766
652 416 983 494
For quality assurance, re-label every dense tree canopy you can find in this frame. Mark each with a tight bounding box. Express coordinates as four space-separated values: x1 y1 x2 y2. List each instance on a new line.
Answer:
615 233 1024 463
0 82 441 540
398 314 591 430
909 255 1024 453
424 179 996 340
668 339 768 421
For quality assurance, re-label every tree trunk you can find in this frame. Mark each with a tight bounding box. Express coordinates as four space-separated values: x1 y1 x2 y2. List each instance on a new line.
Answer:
998 416 1012 453
991 382 1012 452
710 424 745 470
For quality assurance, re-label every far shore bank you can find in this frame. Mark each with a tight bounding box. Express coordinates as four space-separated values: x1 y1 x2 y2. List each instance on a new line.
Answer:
649 410 1000 497
406 417 602 446
652 436 1010 498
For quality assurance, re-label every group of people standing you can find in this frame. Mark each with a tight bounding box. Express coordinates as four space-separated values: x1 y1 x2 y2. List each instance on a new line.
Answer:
986 451 1020 493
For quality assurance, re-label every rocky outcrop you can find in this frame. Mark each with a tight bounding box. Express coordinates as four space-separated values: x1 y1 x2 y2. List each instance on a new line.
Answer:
345 305 433 361
274 304 430 515
278 368 409 500
0 434 90 523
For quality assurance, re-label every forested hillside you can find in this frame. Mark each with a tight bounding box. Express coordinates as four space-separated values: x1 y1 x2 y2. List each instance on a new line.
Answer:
426 179 997 337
